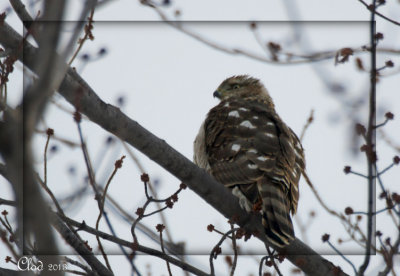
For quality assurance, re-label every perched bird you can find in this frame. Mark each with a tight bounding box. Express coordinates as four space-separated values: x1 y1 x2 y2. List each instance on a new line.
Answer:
194 75 305 247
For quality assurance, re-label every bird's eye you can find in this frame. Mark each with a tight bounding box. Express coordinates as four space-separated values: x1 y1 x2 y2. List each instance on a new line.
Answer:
232 84 240 89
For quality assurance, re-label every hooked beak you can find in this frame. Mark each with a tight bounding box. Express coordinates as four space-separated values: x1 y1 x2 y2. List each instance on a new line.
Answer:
213 90 221 99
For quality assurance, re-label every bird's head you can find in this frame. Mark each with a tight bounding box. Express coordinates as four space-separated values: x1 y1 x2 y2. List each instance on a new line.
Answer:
213 75 272 102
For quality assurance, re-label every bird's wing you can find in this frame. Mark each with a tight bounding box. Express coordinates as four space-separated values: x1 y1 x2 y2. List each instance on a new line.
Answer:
203 98 305 246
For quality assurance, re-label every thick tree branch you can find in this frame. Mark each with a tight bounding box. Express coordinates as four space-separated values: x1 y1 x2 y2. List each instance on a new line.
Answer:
9 0 37 37
0 267 27 276
51 214 113 276
0 111 25 262
0 20 348 276
0 163 10 183
20 2 67 270
0 197 16 207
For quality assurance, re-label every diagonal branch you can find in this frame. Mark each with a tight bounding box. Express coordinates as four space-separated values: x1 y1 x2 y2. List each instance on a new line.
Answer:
59 214 208 276
356 0 400 27
51 214 113 276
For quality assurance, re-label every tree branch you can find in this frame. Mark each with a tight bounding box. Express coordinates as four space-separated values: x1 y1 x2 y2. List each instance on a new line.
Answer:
358 1 378 274
59 214 209 276
51 214 114 276
0 197 16 207
0 267 27 276
19 2 67 270
357 0 400 27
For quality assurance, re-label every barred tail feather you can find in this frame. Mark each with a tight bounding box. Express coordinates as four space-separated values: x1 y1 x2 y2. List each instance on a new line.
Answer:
257 180 294 247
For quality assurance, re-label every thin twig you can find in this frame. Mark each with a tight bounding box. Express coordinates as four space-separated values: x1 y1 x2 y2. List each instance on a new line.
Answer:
51 214 113 276
63 269 86 275
378 129 400 153
102 190 184 255
142 206 169 218
141 1 349 66
209 226 233 239
68 7 96 65
266 246 283 276
376 166 400 221
348 170 369 179
64 256 93 274
302 170 340 217
36 128 80 148
37 174 65 217
75 113 101 203
229 223 238 276
131 176 185 249
300 109 314 141
58 213 209 276
95 156 125 272
0 220 20 261
327 240 357 275
352 207 391 216
1 213 12 233
357 0 400 27
209 227 240 276
377 163 394 177
38 129 66 217
258 256 267 276
378 227 400 276
122 141 176 245
102 211 142 276
43 128 52 186
374 118 390 129
158 225 172 276
303 170 376 251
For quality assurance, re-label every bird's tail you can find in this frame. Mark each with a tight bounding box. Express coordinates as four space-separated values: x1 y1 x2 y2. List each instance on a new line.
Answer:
257 179 295 247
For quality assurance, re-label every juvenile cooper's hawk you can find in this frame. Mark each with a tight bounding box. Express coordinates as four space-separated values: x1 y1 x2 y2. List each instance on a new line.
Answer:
194 75 305 247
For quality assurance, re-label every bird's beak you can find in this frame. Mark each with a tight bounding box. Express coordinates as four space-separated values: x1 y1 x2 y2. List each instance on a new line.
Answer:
213 90 221 99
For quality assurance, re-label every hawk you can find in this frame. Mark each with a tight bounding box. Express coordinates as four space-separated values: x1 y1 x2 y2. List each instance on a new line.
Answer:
194 75 305 247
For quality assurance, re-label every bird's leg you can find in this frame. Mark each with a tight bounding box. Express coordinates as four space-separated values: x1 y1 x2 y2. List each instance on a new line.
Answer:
232 186 253 212
252 198 263 213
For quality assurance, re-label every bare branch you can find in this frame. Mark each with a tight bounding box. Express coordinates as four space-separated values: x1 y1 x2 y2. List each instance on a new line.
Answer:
95 155 125 272
59 214 209 276
0 198 16 207
68 4 96 65
122 141 177 246
63 256 93 275
300 109 314 142
357 0 400 27
9 0 39 41
0 267 23 276
51 214 113 276
229 223 238 276
325 240 357 275
358 1 378 274
156 224 172 276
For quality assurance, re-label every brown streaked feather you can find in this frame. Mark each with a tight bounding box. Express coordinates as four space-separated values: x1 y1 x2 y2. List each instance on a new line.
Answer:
258 179 294 247
194 76 305 247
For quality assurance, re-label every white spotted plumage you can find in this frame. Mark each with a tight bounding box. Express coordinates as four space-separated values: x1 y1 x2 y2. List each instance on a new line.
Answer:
239 120 256 129
194 75 305 248
228 110 240 117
